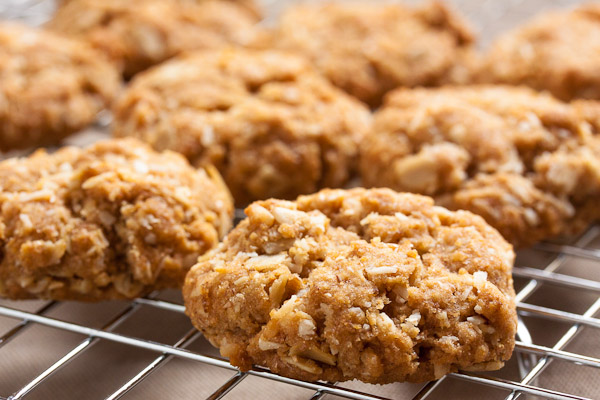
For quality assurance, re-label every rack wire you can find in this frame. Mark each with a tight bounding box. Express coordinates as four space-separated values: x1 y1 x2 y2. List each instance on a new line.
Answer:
1 0 599 399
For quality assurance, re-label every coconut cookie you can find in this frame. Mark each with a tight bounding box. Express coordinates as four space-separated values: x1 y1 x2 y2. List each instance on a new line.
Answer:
112 48 371 206
0 138 233 300
479 4 600 101
0 23 120 152
47 0 262 77
183 188 517 384
360 85 600 247
270 1 475 107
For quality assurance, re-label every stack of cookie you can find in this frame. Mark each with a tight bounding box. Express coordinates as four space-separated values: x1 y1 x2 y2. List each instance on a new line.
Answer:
0 0 599 386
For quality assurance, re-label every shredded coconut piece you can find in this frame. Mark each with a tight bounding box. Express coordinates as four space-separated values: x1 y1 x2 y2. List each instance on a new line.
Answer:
98 210 116 226
298 318 316 338
258 338 283 351
473 271 488 285
201 125 215 146
394 212 409 220
523 207 539 226
359 212 379 226
308 213 327 234
394 286 409 302
365 265 397 275
467 315 486 325
272 207 304 224
406 310 421 326
460 286 473 300
18 190 55 202
133 159 149 174
248 204 275 225
440 335 459 345
245 254 289 268
19 214 32 229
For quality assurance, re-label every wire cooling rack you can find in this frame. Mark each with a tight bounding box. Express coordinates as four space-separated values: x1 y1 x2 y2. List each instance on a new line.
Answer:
1 0 599 399
0 225 599 400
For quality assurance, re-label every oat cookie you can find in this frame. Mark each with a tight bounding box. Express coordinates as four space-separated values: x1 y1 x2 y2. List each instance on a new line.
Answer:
0 139 233 300
112 49 371 206
479 4 600 101
183 188 516 383
0 23 120 152
270 1 475 107
47 0 262 77
360 85 600 246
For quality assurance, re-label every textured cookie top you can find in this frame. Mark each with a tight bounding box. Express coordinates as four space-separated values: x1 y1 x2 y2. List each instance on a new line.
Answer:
361 85 600 246
113 48 371 205
0 138 233 300
47 0 262 77
479 4 600 101
271 1 475 107
0 23 120 152
184 188 516 384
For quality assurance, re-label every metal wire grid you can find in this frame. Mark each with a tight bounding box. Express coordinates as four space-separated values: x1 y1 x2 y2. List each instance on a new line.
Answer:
0 225 598 400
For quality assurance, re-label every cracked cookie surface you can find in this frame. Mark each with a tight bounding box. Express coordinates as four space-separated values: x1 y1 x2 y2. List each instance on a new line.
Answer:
47 0 262 77
112 48 371 206
360 85 600 247
0 22 120 152
183 188 516 383
0 138 233 300
478 4 600 101
270 1 475 107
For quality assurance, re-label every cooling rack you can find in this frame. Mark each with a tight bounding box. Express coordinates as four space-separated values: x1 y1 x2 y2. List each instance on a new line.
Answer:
1 0 599 399
0 225 599 400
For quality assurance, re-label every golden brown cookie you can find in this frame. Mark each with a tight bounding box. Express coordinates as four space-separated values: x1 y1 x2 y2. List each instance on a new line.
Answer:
183 188 517 384
270 1 475 107
360 85 600 247
479 4 600 101
0 138 233 301
0 23 120 152
47 0 262 77
112 48 371 206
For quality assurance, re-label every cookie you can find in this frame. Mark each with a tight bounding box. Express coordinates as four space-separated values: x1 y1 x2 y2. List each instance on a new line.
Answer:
112 48 371 206
479 4 600 101
270 1 475 107
47 0 262 77
183 188 517 384
0 23 120 152
0 138 233 301
360 85 600 246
